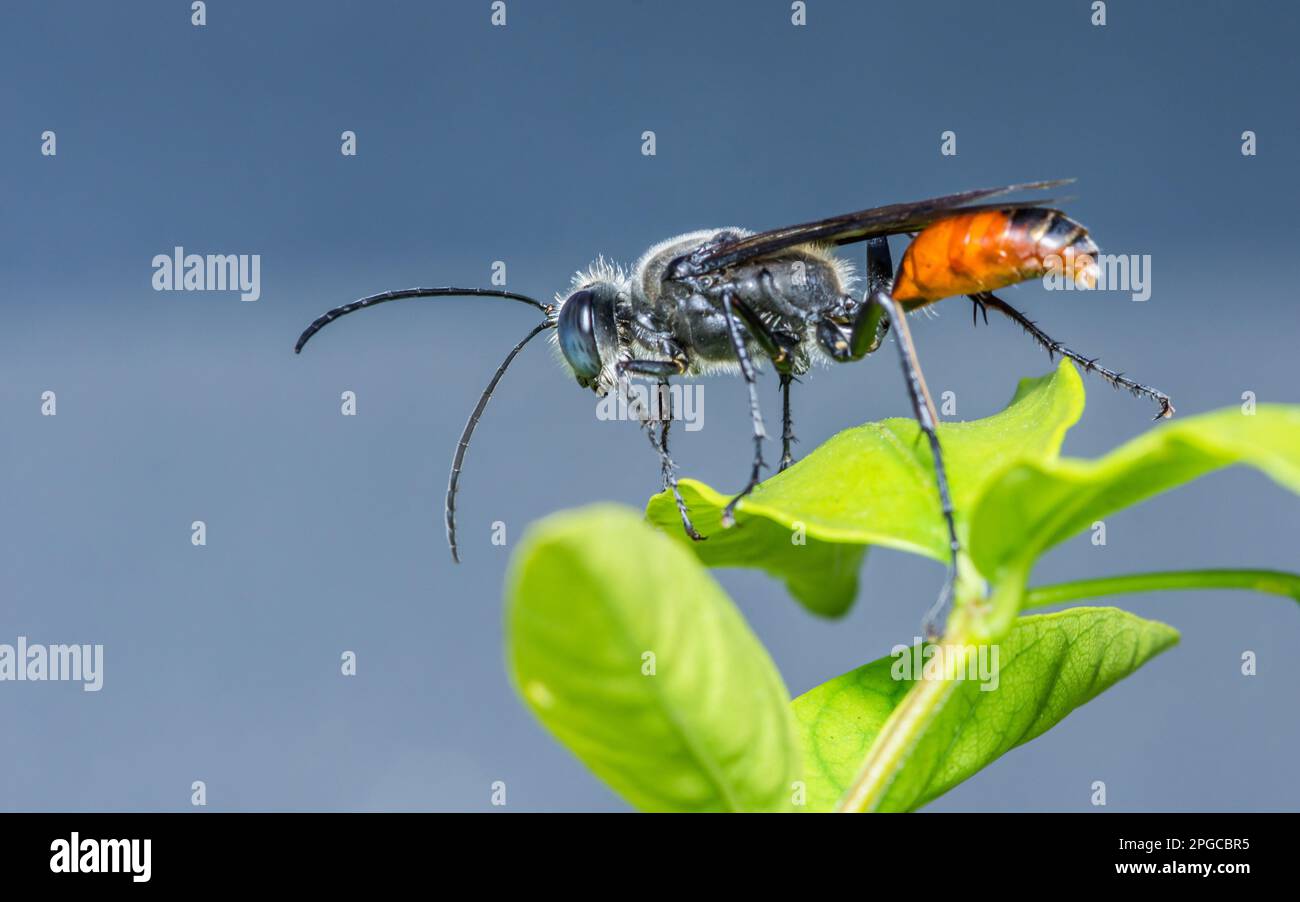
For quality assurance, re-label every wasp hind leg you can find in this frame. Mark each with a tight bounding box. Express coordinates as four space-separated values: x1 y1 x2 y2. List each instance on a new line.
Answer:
970 291 1174 420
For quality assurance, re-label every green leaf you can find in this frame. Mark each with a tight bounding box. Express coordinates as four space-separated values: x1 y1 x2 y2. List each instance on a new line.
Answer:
646 360 1085 616
643 483 868 617
505 503 801 812
971 404 1300 637
792 607 1179 812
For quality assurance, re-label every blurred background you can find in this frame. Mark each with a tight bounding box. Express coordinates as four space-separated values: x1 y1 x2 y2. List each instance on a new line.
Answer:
2 0 1297 811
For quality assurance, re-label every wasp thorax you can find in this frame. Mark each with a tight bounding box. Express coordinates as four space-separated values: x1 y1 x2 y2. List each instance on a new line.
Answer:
556 282 621 390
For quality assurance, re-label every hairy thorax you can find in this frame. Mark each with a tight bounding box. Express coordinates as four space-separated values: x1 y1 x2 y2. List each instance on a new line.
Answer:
630 229 857 373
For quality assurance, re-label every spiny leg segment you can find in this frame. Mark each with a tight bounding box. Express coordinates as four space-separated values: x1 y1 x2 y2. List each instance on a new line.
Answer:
779 373 797 471
970 291 1174 419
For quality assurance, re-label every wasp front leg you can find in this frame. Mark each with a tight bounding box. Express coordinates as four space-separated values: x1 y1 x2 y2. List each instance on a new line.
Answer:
614 357 704 541
650 383 705 541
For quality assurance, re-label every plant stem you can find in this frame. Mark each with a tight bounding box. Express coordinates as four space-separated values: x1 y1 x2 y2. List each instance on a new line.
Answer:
1025 569 1300 609
835 603 976 813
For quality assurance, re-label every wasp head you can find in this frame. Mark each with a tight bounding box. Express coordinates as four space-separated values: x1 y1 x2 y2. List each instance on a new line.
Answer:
554 260 628 395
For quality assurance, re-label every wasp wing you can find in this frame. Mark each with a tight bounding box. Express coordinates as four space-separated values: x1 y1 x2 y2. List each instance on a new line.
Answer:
666 179 1073 279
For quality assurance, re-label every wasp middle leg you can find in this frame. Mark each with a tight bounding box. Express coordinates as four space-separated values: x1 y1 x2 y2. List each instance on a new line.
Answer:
815 229 894 363
754 268 804 472
824 237 960 638
717 287 770 527
970 291 1174 420
778 373 797 471
713 289 805 524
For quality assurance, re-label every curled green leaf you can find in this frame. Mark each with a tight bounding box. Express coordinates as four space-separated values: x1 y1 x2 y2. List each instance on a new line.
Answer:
646 361 1085 616
972 404 1300 637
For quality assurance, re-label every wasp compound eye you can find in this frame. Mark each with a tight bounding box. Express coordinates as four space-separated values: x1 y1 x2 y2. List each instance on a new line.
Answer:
557 286 619 388
557 290 601 385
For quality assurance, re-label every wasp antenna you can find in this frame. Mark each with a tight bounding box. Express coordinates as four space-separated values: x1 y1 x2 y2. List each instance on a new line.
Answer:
445 320 555 563
294 287 552 354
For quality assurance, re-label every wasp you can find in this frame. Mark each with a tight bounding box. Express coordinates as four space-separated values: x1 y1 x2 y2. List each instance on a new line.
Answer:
295 181 1172 634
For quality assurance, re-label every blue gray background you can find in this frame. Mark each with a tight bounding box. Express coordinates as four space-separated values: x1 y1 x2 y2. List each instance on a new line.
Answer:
3 0 1297 811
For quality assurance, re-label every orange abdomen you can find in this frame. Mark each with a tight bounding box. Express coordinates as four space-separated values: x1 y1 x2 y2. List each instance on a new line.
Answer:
892 208 1098 308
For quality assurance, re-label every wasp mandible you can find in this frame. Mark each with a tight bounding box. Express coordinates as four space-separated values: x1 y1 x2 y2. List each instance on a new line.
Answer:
295 180 1172 635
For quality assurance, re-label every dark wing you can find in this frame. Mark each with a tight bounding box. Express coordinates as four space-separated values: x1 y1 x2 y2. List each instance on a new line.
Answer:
666 179 1073 279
